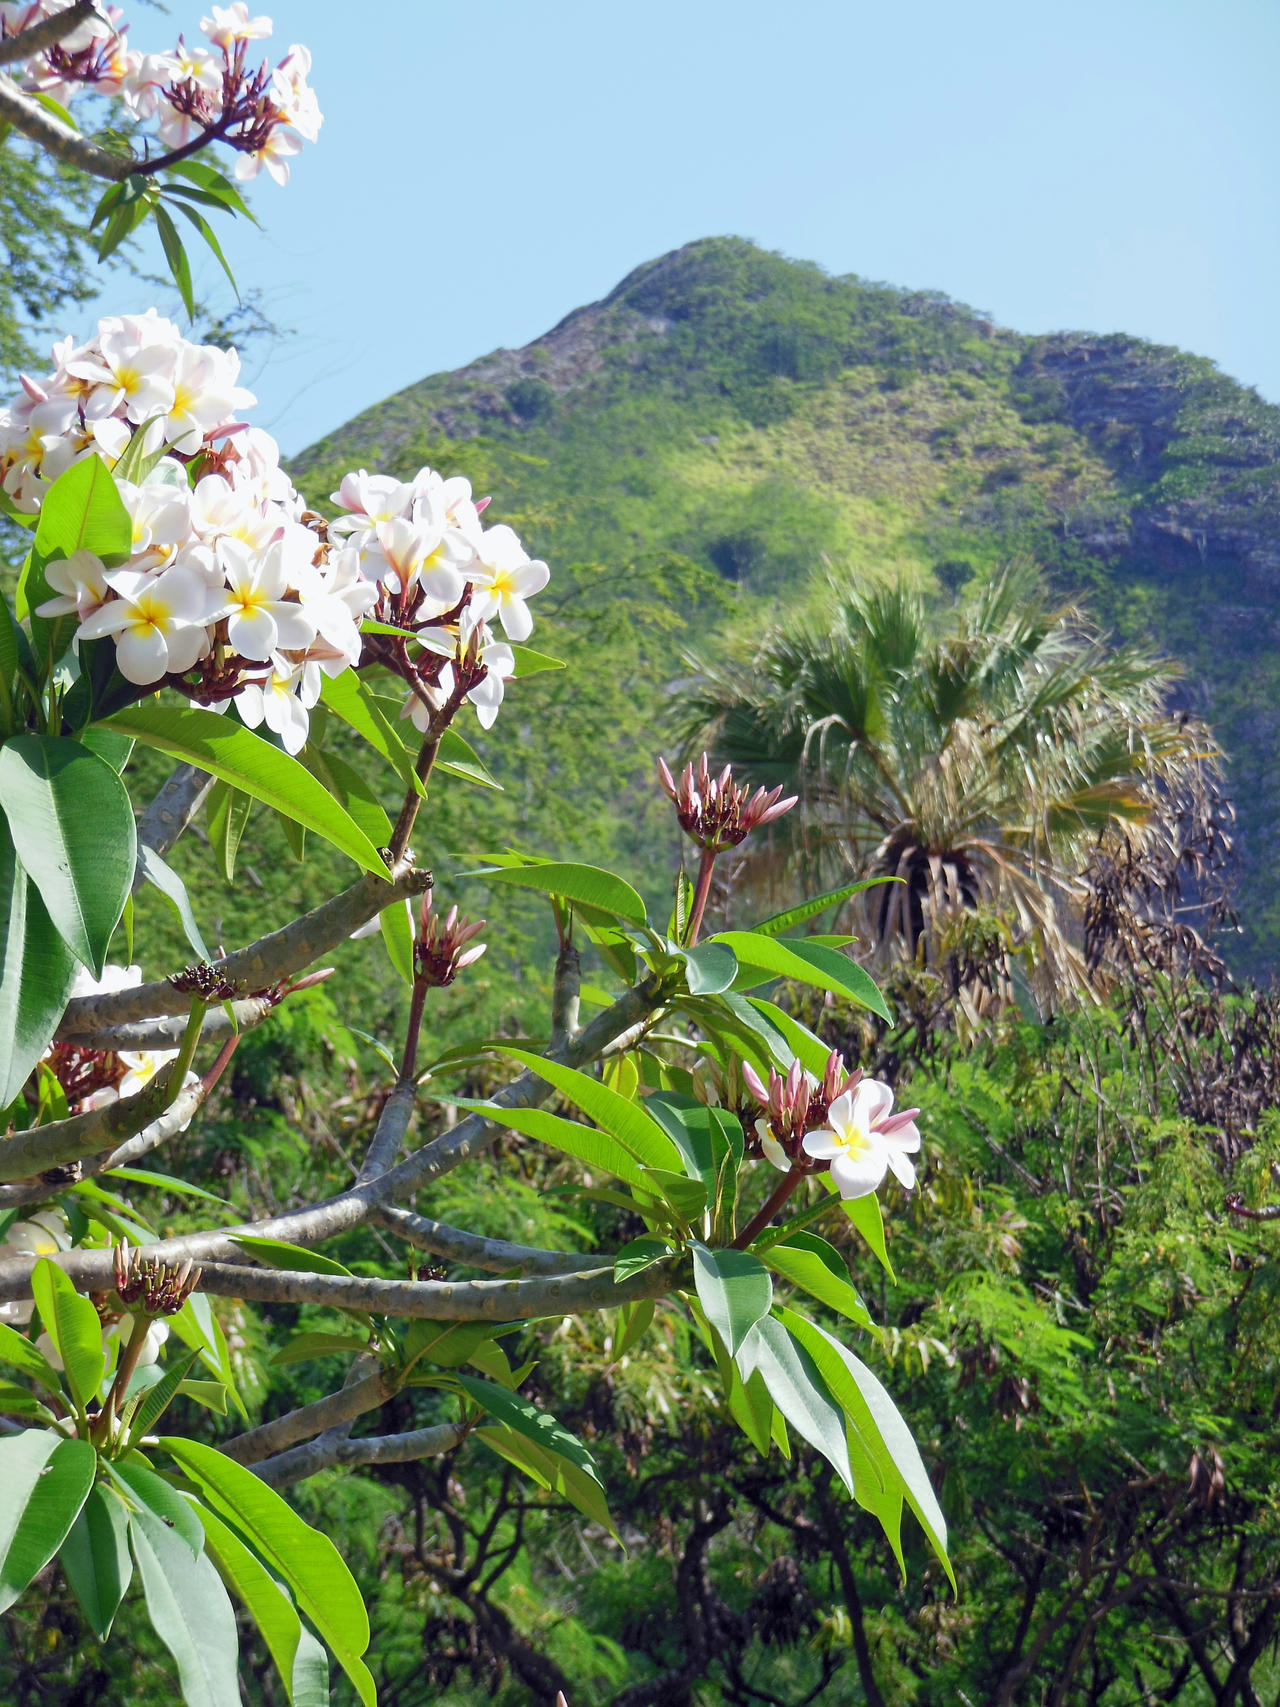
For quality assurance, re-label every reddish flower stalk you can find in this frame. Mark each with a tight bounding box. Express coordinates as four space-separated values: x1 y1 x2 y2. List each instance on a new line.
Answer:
657 754 796 942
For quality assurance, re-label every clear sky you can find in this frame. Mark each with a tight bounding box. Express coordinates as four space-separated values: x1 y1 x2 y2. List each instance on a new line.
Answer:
131 0 1280 456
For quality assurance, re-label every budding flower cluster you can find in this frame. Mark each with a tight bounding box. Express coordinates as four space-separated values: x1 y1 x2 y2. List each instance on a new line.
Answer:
168 962 240 1002
741 1052 859 1169
114 1242 202 1315
657 755 797 853
412 889 487 989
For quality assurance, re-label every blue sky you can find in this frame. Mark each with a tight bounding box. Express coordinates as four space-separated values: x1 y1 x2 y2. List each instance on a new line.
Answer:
131 0 1280 455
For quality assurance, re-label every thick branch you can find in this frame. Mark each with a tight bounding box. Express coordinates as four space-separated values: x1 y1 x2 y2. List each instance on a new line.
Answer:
0 1081 207 1209
0 1068 195 1182
0 70 132 178
255 1421 467 1488
70 994 276 1056
57 866 429 1041
550 942 581 1049
0 2 98 64
355 1082 415 1186
223 1370 395 1466
193 1254 677 1321
131 763 214 895
0 976 665 1298
374 1205 594 1276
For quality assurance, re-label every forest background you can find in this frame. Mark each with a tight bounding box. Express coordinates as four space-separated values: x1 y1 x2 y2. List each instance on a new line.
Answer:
3 7 1280 1704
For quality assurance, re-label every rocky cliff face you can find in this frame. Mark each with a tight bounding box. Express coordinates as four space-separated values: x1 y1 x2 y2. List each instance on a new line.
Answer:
296 238 1280 970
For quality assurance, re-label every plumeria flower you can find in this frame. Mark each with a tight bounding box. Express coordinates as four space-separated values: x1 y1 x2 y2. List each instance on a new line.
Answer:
234 123 302 186
0 1212 67 1325
77 565 213 683
35 548 112 620
117 1046 178 1097
802 1080 922 1200
212 536 317 660
367 515 467 609
469 524 550 642
236 655 320 754
201 2 272 47
70 324 178 427
154 341 255 455
188 470 276 549
329 470 416 534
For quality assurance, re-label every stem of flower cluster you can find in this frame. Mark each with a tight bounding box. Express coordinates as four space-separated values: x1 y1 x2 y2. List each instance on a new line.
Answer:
398 976 430 1085
387 731 443 866
686 848 719 946
733 1167 806 1250
94 1313 148 1447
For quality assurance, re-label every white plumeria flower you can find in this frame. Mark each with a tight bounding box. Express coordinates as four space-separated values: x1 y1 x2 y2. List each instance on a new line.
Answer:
329 470 417 534
235 124 303 187
0 1212 69 1326
201 2 272 47
117 477 193 566
70 961 143 1000
802 1080 922 1200
236 656 320 755
296 546 377 673
70 324 177 427
469 524 550 642
154 342 255 456
271 43 322 141
117 1046 179 1098
77 565 213 684
406 637 515 734
212 537 317 661
35 548 112 620
189 471 276 550
368 515 468 611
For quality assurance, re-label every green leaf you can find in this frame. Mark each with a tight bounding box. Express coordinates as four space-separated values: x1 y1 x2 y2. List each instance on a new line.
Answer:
692 1246 773 1355
750 878 895 937
205 780 251 884
318 671 425 796
0 736 135 976
29 1258 104 1412
763 1234 873 1328
106 1455 203 1558
615 1297 655 1356
475 1424 617 1537
125 1347 201 1446
401 1319 499 1374
454 1376 604 1487
678 941 738 994
104 704 387 876
110 416 175 486
131 1507 242 1707
494 1050 682 1173
303 747 392 845
153 203 196 319
167 196 239 300
228 1236 354 1277
453 1098 647 1189
711 933 893 1023
0 1431 95 1612
23 453 131 669
639 1166 707 1224
466 861 647 925
136 843 212 964
159 1438 374 1706
435 726 502 790
199 1503 327 1707
379 896 414 986
0 814 78 1105
824 1178 895 1280
783 1309 952 1583
107 1167 236 1210
61 1483 133 1641
507 644 565 676
613 1236 674 1284
269 1331 370 1369
736 1315 855 1494
168 1294 244 1417
163 159 257 221
0 1321 63 1394
745 997 832 1076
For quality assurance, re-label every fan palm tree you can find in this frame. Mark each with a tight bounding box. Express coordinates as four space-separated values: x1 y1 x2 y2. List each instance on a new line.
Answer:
678 565 1216 1004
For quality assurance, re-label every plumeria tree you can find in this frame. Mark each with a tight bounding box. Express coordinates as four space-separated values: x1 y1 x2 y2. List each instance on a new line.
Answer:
0 7 950 1703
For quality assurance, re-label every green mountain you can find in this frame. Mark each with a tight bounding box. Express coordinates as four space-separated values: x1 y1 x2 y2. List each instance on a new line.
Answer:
294 237 1280 971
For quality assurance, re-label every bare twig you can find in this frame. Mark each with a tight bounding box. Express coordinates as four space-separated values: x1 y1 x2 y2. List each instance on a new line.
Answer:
255 1421 467 1488
0 69 133 178
374 1205 593 1276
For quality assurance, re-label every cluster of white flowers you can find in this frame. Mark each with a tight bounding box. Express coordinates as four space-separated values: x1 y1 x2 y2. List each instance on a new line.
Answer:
0 1 320 184
0 313 550 751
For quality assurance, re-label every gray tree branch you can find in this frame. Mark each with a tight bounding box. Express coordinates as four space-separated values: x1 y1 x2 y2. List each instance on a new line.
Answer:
374 1204 593 1276
57 865 429 1041
223 1369 396 1465
191 1253 677 1321
0 2 98 66
255 1421 467 1488
0 69 133 178
131 762 215 895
